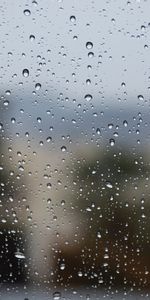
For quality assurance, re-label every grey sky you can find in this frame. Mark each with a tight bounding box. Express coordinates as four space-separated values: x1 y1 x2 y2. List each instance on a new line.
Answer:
0 0 150 110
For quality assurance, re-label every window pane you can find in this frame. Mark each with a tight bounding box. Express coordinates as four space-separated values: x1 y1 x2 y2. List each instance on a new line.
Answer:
0 0 150 298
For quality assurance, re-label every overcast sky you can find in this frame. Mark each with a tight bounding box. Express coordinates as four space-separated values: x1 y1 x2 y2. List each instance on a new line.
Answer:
0 0 150 106
0 0 150 148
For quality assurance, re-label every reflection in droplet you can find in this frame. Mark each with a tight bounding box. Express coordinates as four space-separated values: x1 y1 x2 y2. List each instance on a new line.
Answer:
3 100 9 106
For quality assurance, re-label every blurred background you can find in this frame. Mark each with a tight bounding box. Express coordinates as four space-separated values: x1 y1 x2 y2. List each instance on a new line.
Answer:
1 0 150 299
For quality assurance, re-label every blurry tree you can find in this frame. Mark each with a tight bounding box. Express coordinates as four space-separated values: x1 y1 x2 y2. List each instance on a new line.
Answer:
55 146 150 288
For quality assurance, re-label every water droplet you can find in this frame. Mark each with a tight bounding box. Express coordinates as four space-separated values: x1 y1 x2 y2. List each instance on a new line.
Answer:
70 15 76 23
15 251 25 259
5 90 11 95
35 83 41 90
61 200 65 206
46 136 52 142
84 94 92 101
88 52 94 58
86 79 91 85
106 181 113 189
108 123 113 129
61 146 67 152
123 120 128 127
47 198 51 204
22 69 29 77
37 117 42 123
3 100 9 106
97 231 101 239
24 9 31 16
53 291 61 300
1 218 7 223
78 271 83 277
109 138 115 146
29 34 35 41
60 263 65 270
11 117 16 124
86 41 93 49
96 128 101 135
138 94 144 101
121 82 126 87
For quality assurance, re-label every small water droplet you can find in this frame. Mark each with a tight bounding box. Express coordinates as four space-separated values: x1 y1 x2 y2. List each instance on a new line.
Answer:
5 90 11 95
37 117 42 123
1 218 7 223
84 94 92 101
46 136 52 142
123 120 128 127
86 79 91 85
108 123 113 129
70 15 76 23
106 181 113 189
60 263 65 270
15 251 25 259
61 200 65 206
88 51 94 58
109 138 115 146
86 41 93 49
61 146 67 152
35 83 41 90
78 271 83 277
138 94 144 101
29 34 35 41
24 9 31 16
53 291 61 300
11 117 16 124
22 69 29 77
3 100 9 106
96 128 101 135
